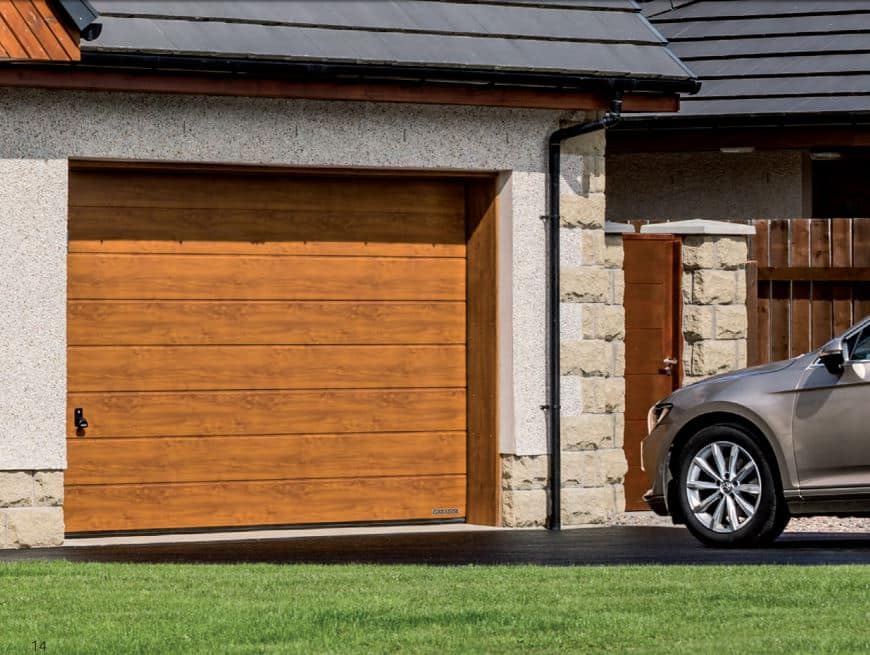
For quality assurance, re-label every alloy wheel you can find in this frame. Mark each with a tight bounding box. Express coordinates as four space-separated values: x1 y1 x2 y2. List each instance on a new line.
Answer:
685 440 762 533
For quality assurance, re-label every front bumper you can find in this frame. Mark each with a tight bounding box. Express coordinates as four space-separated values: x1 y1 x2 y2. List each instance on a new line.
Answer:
643 492 669 516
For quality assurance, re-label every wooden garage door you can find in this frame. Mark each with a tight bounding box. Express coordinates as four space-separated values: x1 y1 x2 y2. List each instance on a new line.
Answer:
66 166 468 533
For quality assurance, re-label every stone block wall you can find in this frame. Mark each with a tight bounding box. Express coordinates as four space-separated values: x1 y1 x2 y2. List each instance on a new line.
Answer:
680 235 750 384
0 471 64 548
501 117 627 527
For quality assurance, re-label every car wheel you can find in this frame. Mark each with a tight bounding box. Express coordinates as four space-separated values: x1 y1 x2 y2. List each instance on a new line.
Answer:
676 424 788 548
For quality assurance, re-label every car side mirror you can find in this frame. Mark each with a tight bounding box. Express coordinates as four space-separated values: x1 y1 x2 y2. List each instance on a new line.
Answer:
818 337 845 374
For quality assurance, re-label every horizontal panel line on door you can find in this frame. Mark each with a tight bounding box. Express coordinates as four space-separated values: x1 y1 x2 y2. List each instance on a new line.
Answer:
66 429 468 441
69 205 464 216
67 344 466 349
68 299 468 304
69 248 467 260
67 473 467 491
66 472 467 488
68 386 467 395
67 299 467 304
70 252 467 262
68 342 470 351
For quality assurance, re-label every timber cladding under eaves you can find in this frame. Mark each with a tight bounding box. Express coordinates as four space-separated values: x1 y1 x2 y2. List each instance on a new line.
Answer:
64 165 502 533
0 0 79 61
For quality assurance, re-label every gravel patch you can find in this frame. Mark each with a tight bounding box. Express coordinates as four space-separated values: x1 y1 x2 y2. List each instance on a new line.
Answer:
784 516 870 533
617 512 870 533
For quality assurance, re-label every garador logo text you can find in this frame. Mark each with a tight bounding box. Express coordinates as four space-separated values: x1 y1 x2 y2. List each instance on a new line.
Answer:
431 508 460 515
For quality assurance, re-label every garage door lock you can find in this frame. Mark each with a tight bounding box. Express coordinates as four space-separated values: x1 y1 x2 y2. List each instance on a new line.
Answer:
74 407 89 431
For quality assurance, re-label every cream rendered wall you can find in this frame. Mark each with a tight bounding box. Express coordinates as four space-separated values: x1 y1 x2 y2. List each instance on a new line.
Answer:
0 88 587 468
606 150 806 221
0 160 67 470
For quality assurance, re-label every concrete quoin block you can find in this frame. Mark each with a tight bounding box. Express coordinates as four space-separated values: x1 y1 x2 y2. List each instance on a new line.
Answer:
501 455 549 491
715 237 749 269
581 377 625 413
580 229 606 266
681 236 716 270
613 413 625 448
561 340 611 377
33 471 63 507
502 489 548 528
683 305 715 342
561 267 610 303
691 340 738 376
692 269 739 305
559 193 605 229
561 414 614 451
599 449 628 485
2 507 63 548
561 486 616 526
561 451 602 488
715 304 748 340
0 472 33 508
581 304 625 341
604 234 624 268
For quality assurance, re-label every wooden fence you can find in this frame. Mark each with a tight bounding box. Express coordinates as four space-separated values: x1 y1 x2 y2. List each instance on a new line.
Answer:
746 219 870 365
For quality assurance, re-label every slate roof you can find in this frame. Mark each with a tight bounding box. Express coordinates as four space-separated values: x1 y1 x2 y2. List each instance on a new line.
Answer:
641 0 870 119
79 0 696 90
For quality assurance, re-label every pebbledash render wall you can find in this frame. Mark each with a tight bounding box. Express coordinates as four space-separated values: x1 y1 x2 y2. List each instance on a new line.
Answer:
0 88 630 544
606 150 807 221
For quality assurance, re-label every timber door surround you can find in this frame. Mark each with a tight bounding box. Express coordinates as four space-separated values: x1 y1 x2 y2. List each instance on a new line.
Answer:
65 163 499 533
623 234 682 511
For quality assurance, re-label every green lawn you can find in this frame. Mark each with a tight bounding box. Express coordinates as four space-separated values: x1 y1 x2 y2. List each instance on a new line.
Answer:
0 562 868 654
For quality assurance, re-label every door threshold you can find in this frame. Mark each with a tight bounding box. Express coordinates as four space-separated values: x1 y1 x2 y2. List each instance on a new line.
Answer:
64 522 501 548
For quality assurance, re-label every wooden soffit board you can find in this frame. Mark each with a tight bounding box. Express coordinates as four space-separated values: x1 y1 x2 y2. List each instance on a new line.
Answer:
0 67 679 112
0 0 79 61
609 124 870 154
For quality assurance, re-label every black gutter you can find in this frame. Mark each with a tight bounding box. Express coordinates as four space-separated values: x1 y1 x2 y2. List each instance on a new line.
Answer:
545 94 623 531
78 51 702 95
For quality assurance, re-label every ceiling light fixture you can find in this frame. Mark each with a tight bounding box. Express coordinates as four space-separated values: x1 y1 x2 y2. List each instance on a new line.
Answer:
809 152 842 161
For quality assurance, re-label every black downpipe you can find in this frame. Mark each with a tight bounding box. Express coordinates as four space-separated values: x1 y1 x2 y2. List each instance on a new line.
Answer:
545 97 622 530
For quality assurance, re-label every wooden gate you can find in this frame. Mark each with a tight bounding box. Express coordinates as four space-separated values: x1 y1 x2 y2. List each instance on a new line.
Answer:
747 219 870 366
623 234 682 511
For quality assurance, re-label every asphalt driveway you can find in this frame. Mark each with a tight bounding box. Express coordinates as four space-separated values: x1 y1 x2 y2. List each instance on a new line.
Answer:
1 526 868 565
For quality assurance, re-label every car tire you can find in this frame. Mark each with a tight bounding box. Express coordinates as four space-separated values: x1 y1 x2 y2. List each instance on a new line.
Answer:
676 423 788 548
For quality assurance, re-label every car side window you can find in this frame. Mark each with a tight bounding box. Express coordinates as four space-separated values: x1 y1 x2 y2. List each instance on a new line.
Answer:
847 327 870 361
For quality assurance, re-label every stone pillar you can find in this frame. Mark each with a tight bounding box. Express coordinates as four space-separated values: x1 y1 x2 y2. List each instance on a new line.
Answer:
557 124 627 526
500 117 628 528
641 220 754 384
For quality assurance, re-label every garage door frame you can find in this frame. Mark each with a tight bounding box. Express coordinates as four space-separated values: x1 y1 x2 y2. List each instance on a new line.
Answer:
65 160 502 530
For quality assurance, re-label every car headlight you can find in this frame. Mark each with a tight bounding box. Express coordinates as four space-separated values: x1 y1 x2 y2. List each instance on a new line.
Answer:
646 402 673 434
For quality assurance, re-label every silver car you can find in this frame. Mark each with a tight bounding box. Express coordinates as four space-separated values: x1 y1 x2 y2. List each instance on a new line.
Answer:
642 316 870 547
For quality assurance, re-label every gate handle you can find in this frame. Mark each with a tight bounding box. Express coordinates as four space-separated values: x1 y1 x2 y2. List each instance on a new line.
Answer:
662 358 678 375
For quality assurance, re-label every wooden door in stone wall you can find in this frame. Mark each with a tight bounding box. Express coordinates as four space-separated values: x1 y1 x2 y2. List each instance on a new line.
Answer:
623 235 682 511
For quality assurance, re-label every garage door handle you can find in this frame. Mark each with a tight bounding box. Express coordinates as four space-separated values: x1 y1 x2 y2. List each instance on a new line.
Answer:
74 407 89 431
662 358 678 375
